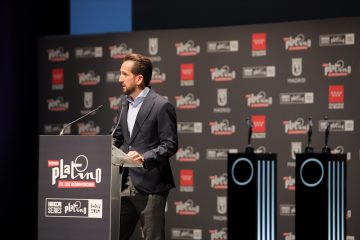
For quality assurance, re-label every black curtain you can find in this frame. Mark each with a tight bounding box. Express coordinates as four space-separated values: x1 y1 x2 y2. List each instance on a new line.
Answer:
132 0 359 30
1 1 69 238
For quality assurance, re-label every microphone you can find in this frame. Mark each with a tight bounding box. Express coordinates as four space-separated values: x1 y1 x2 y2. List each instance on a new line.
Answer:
322 116 331 153
111 96 127 136
59 105 104 136
245 117 254 153
305 117 314 153
110 97 127 173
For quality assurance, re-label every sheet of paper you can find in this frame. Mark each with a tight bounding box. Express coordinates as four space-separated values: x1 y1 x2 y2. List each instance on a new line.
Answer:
111 145 143 167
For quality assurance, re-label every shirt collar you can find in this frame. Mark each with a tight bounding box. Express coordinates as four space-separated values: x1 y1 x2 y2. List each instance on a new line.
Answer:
127 87 150 108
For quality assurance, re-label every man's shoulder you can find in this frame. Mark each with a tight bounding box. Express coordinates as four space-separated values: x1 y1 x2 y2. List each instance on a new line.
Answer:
149 89 170 105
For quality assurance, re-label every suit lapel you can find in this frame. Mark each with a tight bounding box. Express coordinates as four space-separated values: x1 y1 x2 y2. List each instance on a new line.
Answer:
129 90 156 144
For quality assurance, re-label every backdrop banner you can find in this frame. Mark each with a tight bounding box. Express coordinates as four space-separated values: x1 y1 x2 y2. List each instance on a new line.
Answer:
38 17 359 239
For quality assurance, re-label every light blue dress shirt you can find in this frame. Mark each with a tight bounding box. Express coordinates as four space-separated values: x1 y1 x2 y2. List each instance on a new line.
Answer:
126 87 150 137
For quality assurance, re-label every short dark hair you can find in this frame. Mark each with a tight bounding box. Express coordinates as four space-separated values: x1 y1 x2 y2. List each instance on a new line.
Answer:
123 53 153 87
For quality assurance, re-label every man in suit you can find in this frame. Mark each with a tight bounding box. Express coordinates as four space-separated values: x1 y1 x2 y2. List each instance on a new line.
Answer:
112 53 178 240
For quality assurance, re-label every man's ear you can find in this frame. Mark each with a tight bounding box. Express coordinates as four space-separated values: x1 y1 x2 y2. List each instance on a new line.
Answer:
136 74 144 86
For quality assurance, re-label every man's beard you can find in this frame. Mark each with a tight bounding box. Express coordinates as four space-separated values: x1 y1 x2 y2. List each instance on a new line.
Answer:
123 84 136 95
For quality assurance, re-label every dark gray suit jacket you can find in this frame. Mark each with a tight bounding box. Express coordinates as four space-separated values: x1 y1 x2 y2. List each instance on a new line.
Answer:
113 89 178 194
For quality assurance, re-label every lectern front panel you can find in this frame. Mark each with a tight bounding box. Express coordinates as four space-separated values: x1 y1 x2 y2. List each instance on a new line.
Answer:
38 135 112 240
228 153 277 240
295 153 346 240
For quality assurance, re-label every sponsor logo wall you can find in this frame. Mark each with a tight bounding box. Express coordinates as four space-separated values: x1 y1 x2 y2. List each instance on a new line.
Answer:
38 17 360 239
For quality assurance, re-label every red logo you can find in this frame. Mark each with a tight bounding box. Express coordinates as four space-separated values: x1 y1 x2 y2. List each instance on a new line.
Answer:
180 64 194 81
48 160 60 167
329 85 344 103
180 169 194 187
52 68 64 89
252 115 266 133
252 33 266 50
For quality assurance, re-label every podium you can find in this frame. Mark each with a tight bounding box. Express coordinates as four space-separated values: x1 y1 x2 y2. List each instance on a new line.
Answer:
295 153 346 240
228 153 277 240
38 135 122 240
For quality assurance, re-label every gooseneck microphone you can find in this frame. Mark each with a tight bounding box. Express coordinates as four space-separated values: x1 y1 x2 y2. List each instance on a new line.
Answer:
246 117 254 153
322 116 331 153
111 97 127 136
59 105 104 136
305 117 314 153
110 97 128 172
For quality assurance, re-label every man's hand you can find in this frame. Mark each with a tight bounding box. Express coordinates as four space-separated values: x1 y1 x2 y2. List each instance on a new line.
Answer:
127 151 144 165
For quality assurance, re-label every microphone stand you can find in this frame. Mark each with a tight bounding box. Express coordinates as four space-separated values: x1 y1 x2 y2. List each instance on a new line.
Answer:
245 118 254 153
305 117 314 153
111 98 127 137
322 116 331 153
59 105 103 136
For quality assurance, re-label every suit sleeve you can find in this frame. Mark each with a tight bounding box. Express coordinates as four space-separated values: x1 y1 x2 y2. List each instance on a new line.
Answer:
142 101 178 168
